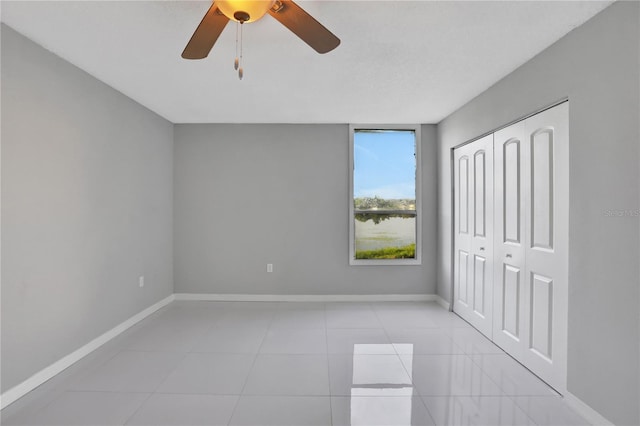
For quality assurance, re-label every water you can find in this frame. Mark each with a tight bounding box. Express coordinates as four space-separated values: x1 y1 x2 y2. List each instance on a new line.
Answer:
355 216 416 252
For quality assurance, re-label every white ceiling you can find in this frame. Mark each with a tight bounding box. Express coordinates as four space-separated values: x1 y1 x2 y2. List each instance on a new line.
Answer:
1 1 612 124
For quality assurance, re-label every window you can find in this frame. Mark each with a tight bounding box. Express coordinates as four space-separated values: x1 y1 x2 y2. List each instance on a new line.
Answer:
349 125 421 265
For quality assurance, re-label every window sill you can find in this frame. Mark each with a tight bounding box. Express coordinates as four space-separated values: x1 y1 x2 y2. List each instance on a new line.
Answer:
350 258 422 266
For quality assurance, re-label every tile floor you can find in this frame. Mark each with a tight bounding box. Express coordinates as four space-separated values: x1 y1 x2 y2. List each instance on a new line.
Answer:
1 301 591 425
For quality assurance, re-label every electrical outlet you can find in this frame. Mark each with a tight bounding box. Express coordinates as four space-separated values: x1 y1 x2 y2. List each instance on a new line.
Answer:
266 264 273 273
139 276 145 288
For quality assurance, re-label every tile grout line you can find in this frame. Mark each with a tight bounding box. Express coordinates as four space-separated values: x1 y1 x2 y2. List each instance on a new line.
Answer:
121 303 199 397
455 324 547 425
323 302 334 426
225 303 277 426
374 302 481 425
110 304 193 426
371 302 439 424
11 310 174 425
121 391 154 426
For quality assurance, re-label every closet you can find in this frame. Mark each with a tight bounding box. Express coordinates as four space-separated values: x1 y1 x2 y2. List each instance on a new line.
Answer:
453 102 568 392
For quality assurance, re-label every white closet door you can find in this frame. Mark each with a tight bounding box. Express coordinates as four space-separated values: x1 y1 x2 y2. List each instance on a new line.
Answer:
521 103 568 391
493 121 527 358
493 102 568 392
453 134 494 338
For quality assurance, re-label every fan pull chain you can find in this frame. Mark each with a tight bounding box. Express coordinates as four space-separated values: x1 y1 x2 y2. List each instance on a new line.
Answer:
238 22 244 80
234 22 239 71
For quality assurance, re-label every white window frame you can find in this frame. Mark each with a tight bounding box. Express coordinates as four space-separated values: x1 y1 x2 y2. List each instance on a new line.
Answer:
349 124 422 266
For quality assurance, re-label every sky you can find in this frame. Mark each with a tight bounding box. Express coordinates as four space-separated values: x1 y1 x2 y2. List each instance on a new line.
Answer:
354 130 416 200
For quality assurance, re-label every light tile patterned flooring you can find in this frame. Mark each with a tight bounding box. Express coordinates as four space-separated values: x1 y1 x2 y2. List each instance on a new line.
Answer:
1 301 590 425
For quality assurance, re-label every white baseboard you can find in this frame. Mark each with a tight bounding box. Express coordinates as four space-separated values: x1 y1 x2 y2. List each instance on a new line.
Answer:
173 293 441 303
0 294 174 410
434 295 450 310
564 391 613 426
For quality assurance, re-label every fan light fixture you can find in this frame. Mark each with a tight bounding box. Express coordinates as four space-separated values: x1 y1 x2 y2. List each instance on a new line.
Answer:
214 1 277 80
215 0 276 23
181 0 340 81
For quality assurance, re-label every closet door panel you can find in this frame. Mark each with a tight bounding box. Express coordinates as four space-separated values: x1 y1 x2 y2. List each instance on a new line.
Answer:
503 140 521 244
474 150 487 238
459 155 470 236
454 149 472 310
453 135 494 338
501 264 521 339
530 273 553 359
473 255 487 317
457 250 470 305
471 141 493 328
522 103 569 392
531 128 554 250
493 121 527 358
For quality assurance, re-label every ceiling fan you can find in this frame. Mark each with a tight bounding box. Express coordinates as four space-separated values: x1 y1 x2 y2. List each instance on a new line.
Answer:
182 0 340 62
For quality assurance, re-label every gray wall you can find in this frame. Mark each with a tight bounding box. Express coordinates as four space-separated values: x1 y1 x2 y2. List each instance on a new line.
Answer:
1 25 174 392
437 3 639 425
174 124 437 295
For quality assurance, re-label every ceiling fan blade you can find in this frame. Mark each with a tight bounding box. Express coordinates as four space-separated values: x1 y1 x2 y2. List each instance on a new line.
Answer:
268 0 340 54
182 4 230 60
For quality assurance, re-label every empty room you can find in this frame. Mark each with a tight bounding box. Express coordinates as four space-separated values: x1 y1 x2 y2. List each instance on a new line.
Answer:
1 1 639 425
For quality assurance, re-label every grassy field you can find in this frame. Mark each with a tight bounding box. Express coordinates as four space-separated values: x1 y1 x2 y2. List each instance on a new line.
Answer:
355 244 416 259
